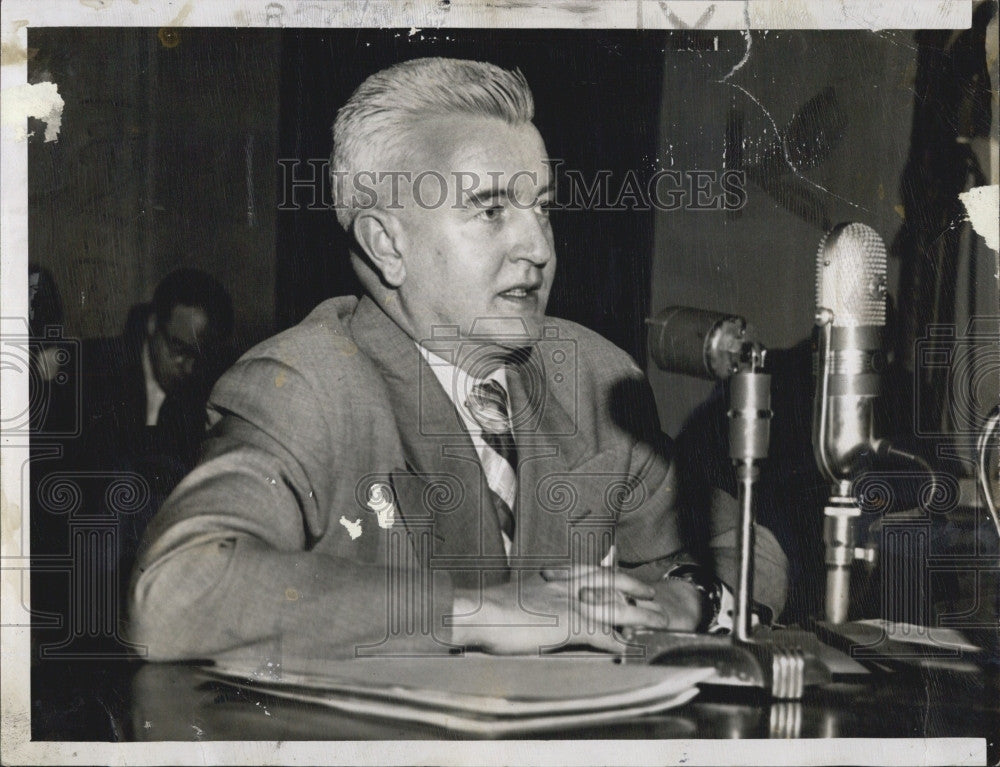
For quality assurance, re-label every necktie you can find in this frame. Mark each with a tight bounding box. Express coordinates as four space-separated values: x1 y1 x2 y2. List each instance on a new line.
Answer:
465 379 518 553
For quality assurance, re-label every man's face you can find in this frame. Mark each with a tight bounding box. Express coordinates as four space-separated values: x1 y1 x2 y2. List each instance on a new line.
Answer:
147 304 210 394
391 115 556 355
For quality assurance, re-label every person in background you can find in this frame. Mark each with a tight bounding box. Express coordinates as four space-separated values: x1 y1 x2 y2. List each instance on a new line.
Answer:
75 268 234 596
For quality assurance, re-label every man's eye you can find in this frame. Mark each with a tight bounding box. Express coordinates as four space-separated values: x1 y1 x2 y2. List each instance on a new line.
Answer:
535 201 554 219
477 205 505 223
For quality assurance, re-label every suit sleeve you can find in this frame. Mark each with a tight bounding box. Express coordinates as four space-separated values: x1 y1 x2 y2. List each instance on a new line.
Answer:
605 361 789 619
126 356 456 667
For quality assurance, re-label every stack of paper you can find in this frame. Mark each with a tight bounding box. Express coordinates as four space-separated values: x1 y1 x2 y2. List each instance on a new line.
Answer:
204 655 713 736
816 619 986 672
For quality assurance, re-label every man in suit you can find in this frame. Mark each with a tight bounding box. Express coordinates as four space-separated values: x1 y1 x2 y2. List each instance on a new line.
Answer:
129 58 787 668
76 269 233 593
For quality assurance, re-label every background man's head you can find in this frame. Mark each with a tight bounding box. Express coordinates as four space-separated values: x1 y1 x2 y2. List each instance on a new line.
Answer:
330 57 557 357
147 268 234 394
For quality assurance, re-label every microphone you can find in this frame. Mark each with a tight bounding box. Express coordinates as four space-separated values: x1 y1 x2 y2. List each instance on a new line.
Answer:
812 222 887 623
813 222 888 483
646 306 756 381
648 305 769 640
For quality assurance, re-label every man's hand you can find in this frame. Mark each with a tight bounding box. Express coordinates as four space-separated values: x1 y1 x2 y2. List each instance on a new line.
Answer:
649 575 703 632
449 566 698 654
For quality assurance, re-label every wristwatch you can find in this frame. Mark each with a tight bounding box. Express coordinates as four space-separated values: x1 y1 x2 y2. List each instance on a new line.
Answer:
664 563 774 634
662 563 729 634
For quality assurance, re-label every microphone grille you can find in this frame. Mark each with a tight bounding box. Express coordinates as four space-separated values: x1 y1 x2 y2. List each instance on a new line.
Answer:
815 222 887 327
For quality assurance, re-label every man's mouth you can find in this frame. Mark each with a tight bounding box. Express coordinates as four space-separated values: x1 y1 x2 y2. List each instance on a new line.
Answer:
499 284 542 300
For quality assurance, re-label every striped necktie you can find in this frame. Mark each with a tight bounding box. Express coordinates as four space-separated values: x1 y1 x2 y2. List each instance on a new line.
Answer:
465 379 518 553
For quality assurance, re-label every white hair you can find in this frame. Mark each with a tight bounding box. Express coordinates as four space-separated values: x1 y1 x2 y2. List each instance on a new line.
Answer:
330 57 535 231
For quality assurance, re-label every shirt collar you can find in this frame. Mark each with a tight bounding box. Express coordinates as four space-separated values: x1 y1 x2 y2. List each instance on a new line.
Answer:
415 343 509 433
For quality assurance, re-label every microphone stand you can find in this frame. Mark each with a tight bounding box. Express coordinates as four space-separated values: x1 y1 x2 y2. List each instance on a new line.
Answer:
726 347 835 698
728 345 770 642
637 307 833 697
631 339 832 698
813 320 881 624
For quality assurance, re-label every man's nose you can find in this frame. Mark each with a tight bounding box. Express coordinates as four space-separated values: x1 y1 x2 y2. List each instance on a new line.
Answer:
510 208 553 266
180 357 196 377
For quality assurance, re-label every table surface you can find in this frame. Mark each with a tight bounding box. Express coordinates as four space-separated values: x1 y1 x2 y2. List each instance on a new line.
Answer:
29 652 1000 752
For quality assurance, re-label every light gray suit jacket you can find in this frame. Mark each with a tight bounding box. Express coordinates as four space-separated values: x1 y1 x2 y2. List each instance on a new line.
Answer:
128 295 787 668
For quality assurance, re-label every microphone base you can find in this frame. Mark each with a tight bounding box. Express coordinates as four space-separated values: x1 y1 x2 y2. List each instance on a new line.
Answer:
623 626 833 699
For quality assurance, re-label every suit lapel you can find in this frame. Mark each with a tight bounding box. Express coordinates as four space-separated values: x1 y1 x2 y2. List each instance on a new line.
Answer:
350 298 508 582
506 346 611 569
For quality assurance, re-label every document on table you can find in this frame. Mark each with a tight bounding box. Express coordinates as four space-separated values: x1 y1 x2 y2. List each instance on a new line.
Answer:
853 619 982 651
817 619 986 672
204 655 714 736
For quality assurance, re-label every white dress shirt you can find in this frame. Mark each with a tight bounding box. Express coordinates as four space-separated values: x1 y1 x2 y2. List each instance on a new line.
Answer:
416 343 515 555
141 340 167 426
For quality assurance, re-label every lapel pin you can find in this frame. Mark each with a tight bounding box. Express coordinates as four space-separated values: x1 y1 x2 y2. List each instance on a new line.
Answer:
367 481 397 529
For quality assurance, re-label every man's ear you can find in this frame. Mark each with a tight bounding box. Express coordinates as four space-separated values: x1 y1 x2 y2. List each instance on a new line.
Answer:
352 210 407 288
